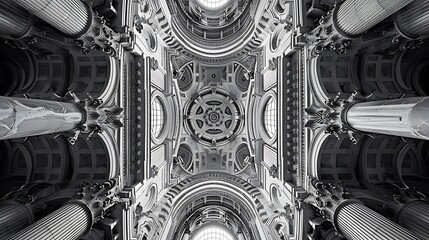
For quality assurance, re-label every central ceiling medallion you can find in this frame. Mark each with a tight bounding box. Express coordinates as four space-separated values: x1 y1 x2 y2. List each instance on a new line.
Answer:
184 89 244 146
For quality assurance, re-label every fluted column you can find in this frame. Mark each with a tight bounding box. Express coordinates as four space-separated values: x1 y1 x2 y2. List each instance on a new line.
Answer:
0 96 82 140
307 180 422 240
9 179 119 240
14 0 91 37
0 201 34 239
9 202 91 240
306 0 413 54
334 0 413 37
345 97 429 140
336 202 420 240
395 0 429 40
396 200 429 239
0 0 32 38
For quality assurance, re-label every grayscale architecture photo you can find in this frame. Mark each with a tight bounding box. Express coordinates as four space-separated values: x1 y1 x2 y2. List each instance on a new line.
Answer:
0 0 428 239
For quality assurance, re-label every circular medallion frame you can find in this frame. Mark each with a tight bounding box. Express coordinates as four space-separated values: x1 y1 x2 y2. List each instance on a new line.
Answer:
184 88 244 146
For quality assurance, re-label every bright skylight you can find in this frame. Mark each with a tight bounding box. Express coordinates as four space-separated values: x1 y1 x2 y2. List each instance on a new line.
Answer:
196 0 229 9
191 225 235 240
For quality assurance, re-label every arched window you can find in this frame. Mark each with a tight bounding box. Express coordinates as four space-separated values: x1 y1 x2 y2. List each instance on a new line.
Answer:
151 96 165 138
263 97 277 138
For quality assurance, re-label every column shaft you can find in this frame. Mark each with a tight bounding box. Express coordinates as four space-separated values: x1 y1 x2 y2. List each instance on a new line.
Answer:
0 0 32 38
14 0 91 37
335 0 413 36
336 202 420 240
345 97 429 140
9 203 91 240
395 0 429 39
0 201 34 239
396 200 429 239
0 96 82 140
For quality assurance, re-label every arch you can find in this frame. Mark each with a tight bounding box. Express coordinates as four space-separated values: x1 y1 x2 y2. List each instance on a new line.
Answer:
70 135 111 182
69 52 113 100
99 131 118 179
25 135 70 183
98 56 119 103
155 173 271 240
310 51 359 101
358 135 406 185
316 134 361 186
170 0 256 60
9 144 32 184
401 140 429 193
